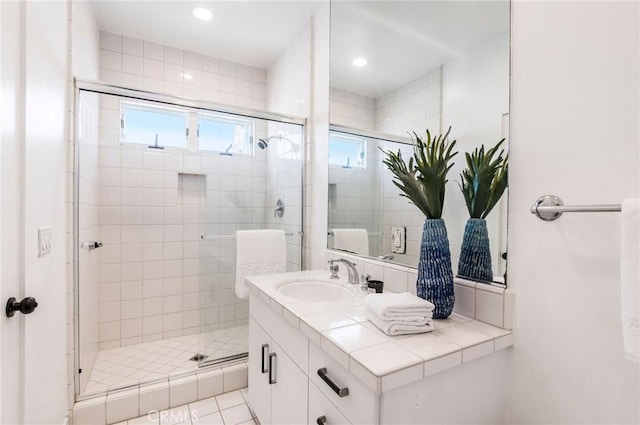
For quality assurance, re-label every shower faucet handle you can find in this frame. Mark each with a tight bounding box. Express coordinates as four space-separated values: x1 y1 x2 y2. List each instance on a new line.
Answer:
274 199 285 218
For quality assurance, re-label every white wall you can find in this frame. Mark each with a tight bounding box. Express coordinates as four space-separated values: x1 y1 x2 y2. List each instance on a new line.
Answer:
508 1 639 423
442 34 510 276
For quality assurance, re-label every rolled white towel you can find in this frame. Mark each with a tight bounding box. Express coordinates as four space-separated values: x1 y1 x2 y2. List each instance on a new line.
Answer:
366 310 434 336
364 292 434 322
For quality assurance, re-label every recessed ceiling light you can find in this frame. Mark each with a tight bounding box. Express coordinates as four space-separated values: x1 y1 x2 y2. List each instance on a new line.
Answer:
180 73 194 81
352 57 367 67
193 7 212 21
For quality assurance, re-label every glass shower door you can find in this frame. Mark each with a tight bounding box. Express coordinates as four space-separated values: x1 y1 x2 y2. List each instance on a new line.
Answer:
197 116 304 366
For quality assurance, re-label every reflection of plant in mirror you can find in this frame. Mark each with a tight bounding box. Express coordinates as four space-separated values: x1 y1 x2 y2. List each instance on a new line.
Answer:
380 127 458 219
458 139 509 218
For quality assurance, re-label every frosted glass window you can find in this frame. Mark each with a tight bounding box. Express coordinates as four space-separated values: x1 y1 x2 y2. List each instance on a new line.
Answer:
329 133 367 169
121 101 188 148
198 113 254 155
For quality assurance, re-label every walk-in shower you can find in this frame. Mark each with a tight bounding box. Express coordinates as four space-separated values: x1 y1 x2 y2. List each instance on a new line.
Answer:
74 81 304 398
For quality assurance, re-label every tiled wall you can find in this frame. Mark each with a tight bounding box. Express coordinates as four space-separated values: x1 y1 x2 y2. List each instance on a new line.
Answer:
329 87 376 131
91 32 306 350
325 248 514 330
327 138 381 256
375 68 442 137
98 31 268 111
93 92 272 348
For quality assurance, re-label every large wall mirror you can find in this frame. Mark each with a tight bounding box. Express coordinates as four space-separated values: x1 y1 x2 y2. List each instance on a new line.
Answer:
328 1 510 283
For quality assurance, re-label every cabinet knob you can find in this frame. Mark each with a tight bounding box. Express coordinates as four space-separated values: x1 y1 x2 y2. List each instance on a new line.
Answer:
5 297 38 318
316 415 327 425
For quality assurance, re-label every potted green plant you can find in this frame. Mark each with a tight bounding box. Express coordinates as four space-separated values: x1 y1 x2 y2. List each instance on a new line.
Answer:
381 127 458 319
457 139 509 282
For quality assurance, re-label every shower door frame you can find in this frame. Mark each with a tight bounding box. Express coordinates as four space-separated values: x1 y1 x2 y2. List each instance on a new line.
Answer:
73 78 307 398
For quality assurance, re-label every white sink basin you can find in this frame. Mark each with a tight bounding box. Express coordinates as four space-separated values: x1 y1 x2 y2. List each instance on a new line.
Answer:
277 281 355 302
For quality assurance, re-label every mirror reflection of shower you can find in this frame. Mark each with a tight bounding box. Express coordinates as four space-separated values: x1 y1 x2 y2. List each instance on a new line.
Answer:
257 133 301 156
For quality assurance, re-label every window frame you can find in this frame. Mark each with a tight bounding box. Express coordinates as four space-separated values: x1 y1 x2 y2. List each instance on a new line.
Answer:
118 100 256 156
328 131 368 170
196 110 255 156
119 100 190 151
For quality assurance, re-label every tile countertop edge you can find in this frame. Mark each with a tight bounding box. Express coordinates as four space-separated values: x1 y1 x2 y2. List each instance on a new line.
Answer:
245 271 514 395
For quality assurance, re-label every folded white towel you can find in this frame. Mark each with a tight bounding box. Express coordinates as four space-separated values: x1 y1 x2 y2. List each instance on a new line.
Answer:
364 292 434 322
331 228 369 256
621 199 639 363
366 310 434 336
235 230 287 299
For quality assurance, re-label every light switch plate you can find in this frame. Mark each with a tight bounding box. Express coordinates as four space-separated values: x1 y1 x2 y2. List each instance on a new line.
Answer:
38 227 52 257
391 226 406 254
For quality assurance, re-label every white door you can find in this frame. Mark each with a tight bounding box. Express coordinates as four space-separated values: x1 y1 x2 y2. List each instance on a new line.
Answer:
1 1 70 424
1 1 26 423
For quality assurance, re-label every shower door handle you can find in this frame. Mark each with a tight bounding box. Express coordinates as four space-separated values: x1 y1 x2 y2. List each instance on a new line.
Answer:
261 344 269 373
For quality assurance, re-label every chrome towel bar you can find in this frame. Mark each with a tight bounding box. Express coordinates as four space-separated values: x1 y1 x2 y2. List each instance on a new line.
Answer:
327 231 383 236
201 231 302 240
531 195 622 221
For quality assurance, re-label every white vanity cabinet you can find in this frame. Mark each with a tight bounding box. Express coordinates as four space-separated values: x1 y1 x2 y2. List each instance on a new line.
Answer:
247 272 513 425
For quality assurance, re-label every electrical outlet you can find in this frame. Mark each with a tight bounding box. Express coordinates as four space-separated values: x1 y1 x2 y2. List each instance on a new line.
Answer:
38 227 52 257
391 226 406 254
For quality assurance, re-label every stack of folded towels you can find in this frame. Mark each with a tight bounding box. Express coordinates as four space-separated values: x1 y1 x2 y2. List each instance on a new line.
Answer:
364 292 435 336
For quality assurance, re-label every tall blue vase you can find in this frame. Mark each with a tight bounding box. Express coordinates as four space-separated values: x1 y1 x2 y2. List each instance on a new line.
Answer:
457 218 493 282
416 218 455 319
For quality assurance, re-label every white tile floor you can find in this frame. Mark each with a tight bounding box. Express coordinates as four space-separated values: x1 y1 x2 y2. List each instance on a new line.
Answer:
85 326 248 394
111 388 256 425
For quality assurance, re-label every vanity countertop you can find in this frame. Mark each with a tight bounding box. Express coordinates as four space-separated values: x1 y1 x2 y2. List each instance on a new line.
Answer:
246 270 514 394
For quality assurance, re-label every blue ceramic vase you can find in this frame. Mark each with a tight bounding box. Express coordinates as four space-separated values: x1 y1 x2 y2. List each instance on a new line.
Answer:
416 218 455 319
457 218 493 282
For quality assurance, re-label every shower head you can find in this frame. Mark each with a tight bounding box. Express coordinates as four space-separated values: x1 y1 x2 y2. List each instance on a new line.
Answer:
257 138 269 149
257 135 300 153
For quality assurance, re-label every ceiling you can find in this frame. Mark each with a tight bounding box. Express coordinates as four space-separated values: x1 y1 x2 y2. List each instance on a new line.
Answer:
330 1 510 97
90 1 321 69
90 1 509 98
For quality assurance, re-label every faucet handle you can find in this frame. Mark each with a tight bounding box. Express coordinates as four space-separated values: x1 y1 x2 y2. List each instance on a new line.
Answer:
360 273 371 283
328 261 339 279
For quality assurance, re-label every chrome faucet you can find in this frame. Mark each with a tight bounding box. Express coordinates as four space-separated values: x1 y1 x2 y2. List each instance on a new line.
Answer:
328 259 359 285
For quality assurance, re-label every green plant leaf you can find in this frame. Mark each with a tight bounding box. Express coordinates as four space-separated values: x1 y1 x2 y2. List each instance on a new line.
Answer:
458 138 508 219
379 127 458 219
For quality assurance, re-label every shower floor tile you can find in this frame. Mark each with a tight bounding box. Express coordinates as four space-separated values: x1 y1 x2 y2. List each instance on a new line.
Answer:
84 325 248 395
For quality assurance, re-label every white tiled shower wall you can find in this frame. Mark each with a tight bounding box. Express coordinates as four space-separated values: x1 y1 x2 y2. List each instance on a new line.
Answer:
92 31 306 350
329 87 376 131
327 140 380 256
98 31 268 111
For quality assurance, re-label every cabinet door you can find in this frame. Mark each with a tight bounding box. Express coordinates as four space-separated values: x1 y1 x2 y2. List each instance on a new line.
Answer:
271 340 309 425
249 317 272 424
309 380 351 425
